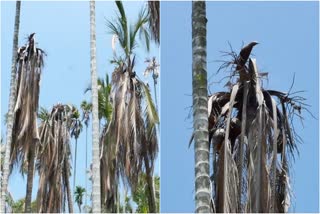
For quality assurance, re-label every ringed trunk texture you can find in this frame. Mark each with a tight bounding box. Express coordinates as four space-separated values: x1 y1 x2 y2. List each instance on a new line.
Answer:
89 0 101 212
24 141 36 212
192 1 210 213
0 1 21 212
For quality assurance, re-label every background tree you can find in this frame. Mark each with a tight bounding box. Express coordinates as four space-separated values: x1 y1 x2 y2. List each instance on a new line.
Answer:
80 100 92 209
191 1 211 212
69 106 83 193
0 1 21 212
74 186 86 213
89 0 101 212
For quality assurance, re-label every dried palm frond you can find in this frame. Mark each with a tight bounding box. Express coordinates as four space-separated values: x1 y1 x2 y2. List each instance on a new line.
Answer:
202 42 307 213
36 104 73 213
147 1 160 44
10 35 45 174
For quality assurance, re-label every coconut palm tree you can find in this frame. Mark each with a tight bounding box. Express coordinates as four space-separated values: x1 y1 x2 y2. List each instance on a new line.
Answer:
7 33 45 213
89 0 101 212
69 106 83 193
147 0 160 44
0 1 21 212
106 1 159 212
80 100 92 209
191 1 211 213
74 186 86 213
203 42 305 213
36 104 74 213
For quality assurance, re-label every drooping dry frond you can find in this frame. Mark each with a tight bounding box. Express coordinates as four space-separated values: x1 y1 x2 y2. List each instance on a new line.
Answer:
10 35 45 174
205 42 306 213
36 104 73 213
147 1 160 44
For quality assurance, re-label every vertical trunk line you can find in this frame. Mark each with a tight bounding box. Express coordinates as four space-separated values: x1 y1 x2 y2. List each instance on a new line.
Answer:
24 140 35 213
64 158 74 213
90 0 101 212
1 1 21 212
271 98 278 212
144 155 156 213
192 1 210 212
73 139 78 193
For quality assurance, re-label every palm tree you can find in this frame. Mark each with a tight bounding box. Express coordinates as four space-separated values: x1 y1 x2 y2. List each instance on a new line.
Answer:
191 1 211 213
205 42 304 212
91 75 114 211
36 104 73 213
7 34 45 213
89 0 101 212
69 106 83 193
74 186 86 213
0 1 21 212
80 100 92 209
147 0 160 44
144 57 160 111
84 74 113 211
106 1 159 212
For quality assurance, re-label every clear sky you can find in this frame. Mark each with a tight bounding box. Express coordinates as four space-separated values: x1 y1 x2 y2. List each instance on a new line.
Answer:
161 1 319 213
1 1 159 212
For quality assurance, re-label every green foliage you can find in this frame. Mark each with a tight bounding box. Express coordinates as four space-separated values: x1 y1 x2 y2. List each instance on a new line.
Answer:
107 0 150 64
74 186 86 212
5 196 37 213
132 174 160 213
80 100 92 127
119 195 133 213
97 74 113 122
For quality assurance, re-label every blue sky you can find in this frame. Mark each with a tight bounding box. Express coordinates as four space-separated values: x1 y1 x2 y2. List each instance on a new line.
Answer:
1 1 159 212
161 1 319 213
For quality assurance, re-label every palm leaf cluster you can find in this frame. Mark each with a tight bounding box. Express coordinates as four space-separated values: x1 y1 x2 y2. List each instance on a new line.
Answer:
206 43 304 213
103 1 159 212
36 104 75 213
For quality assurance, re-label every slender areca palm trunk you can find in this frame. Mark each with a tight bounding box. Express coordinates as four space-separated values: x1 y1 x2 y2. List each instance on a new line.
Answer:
0 1 21 212
24 141 35 212
89 0 101 212
192 1 210 213
73 138 78 192
85 126 88 209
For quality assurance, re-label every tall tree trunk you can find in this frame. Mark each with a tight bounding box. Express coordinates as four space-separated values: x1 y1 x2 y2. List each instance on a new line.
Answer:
85 126 88 209
24 141 36 212
192 1 210 213
73 138 78 193
144 155 156 213
64 159 74 213
89 0 101 212
0 1 21 212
